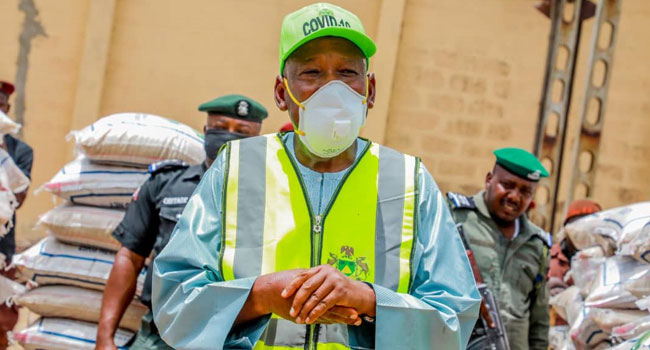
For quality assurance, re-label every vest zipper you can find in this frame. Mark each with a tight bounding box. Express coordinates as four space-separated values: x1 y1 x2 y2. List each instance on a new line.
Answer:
312 214 323 265
277 135 372 350
308 215 322 349
307 324 318 350
308 178 324 350
314 214 323 233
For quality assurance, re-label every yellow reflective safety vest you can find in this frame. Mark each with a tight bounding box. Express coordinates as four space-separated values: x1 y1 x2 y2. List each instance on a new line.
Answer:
219 134 420 350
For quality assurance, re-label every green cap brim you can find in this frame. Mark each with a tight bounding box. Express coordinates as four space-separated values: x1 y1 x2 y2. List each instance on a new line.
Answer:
280 27 376 74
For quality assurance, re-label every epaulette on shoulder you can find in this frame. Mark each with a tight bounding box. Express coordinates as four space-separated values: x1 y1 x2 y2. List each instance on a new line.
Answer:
446 192 476 210
148 159 189 175
533 230 553 248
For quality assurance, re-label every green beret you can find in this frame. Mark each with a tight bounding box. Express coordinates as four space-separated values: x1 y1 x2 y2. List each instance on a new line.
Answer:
493 147 549 182
198 94 268 122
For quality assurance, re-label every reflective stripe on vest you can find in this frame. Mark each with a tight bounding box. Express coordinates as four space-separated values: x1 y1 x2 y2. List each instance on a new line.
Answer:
219 134 419 349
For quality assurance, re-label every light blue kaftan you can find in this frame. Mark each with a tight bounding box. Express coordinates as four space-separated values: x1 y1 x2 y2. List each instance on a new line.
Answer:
152 134 480 350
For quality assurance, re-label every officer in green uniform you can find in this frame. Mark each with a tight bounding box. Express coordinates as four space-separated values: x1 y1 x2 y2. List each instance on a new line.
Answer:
446 148 551 350
96 95 268 350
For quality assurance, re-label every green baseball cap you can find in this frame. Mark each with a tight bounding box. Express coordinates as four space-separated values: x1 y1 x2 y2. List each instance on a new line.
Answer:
279 3 377 74
494 148 549 182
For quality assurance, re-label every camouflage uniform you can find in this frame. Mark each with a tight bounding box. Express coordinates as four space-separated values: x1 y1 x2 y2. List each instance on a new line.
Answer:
447 191 551 350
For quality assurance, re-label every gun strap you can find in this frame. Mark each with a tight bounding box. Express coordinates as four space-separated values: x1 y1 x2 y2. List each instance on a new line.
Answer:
456 224 485 285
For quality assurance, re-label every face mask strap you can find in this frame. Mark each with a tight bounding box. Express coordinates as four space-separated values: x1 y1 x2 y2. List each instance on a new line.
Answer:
283 77 305 110
282 77 306 136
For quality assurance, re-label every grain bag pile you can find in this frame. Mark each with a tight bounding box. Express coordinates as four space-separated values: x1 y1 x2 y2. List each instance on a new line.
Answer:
549 202 650 350
6 113 203 349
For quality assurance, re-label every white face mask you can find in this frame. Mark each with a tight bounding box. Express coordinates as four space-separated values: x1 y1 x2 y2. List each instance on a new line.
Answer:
284 78 368 158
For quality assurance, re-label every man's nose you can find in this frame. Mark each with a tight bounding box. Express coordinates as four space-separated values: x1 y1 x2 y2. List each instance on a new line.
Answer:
506 190 521 203
322 69 338 85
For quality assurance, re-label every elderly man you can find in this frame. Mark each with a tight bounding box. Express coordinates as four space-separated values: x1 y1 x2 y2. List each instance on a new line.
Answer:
447 148 552 350
96 95 267 350
152 3 480 350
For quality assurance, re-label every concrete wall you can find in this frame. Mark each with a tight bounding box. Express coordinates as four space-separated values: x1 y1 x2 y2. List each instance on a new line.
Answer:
1 0 89 247
0 0 648 247
386 0 650 229
386 0 550 195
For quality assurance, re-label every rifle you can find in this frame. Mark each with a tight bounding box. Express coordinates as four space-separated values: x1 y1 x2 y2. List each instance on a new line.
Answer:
457 224 511 350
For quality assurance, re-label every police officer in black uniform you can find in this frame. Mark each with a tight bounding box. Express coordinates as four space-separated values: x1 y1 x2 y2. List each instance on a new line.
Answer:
96 95 268 350
0 80 33 350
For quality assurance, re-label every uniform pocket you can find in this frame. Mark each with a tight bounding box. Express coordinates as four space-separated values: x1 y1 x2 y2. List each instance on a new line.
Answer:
159 206 183 223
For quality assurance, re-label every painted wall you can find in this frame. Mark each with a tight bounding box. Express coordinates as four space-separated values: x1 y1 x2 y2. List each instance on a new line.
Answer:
0 0 648 248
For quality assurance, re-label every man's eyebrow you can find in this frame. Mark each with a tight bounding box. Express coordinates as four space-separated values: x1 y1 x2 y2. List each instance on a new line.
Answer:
289 55 317 64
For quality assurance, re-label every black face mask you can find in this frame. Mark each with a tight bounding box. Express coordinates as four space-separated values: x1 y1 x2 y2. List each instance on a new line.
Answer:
204 129 248 161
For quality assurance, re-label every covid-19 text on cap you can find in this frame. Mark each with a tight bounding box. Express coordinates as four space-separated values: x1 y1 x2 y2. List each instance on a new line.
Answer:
303 16 351 36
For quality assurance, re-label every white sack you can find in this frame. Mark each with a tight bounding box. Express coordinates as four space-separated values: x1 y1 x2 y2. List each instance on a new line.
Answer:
69 112 204 167
0 188 17 238
611 333 650 350
570 247 607 297
41 156 148 208
565 202 650 255
551 286 583 324
618 217 650 265
585 256 650 309
38 205 124 251
14 317 133 350
0 148 30 193
0 273 26 305
12 236 144 294
15 285 146 332
570 307 648 349
613 316 650 342
0 148 30 237
0 110 20 135
638 297 650 312
549 325 574 350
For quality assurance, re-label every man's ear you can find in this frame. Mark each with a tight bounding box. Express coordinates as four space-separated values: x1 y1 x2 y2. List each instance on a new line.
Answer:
485 171 493 188
6 103 10 114
366 73 376 109
274 75 288 111
203 125 207 134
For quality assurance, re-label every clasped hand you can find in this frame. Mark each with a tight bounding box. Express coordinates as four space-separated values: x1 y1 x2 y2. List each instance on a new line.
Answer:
256 265 376 326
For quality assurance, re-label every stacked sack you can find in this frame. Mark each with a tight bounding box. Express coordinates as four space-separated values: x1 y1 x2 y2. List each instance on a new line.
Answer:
549 202 650 350
9 113 204 350
0 109 21 135
0 148 30 243
0 111 30 247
